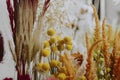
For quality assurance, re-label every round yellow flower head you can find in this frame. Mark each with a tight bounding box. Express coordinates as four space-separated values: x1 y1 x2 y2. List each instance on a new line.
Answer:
66 41 72 45
66 44 73 50
106 68 111 73
58 39 64 45
35 63 42 71
80 75 86 80
51 46 58 53
58 44 64 51
55 35 61 41
42 63 50 71
57 73 67 80
49 37 57 44
64 36 72 43
50 60 60 67
47 28 56 36
42 48 51 57
44 41 50 48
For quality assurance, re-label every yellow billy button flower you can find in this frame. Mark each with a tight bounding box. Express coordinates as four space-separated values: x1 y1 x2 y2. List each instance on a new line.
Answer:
55 35 61 41
58 39 64 45
66 44 73 50
66 41 72 45
50 60 60 67
44 41 50 48
49 37 57 44
51 46 58 53
58 44 64 51
42 48 51 57
80 75 86 80
106 68 111 73
35 63 43 71
64 36 72 44
57 73 67 80
42 63 50 72
47 28 56 36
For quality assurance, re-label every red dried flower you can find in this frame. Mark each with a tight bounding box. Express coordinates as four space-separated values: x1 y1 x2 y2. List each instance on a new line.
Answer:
3 78 13 80
0 34 4 62
6 0 15 35
18 74 31 80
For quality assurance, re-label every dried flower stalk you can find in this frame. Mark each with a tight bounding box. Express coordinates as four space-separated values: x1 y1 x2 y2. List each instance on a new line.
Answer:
86 40 102 80
59 52 76 80
102 18 111 68
86 32 89 51
91 4 100 43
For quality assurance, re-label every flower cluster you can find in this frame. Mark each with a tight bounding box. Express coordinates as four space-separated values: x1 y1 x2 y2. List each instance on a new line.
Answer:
35 28 82 80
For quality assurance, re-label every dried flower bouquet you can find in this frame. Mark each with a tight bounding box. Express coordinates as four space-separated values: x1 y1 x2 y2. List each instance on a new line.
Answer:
4 0 120 80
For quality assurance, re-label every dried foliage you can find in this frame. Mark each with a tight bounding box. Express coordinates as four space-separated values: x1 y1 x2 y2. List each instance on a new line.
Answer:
85 4 120 80
8 0 51 79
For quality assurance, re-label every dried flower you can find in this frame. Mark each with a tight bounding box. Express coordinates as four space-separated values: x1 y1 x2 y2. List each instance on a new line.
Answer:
42 63 50 72
3 78 13 80
44 41 50 48
0 34 4 62
51 46 58 53
49 37 57 44
50 60 60 67
42 48 51 57
80 75 86 80
66 44 73 50
35 63 43 71
47 28 56 36
57 73 67 80
102 18 111 68
64 36 72 44
91 4 100 43
57 39 64 45
57 45 64 51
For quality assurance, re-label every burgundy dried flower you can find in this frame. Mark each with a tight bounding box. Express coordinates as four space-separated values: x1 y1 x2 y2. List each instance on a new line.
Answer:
6 0 15 35
3 78 13 80
18 74 31 80
0 33 4 62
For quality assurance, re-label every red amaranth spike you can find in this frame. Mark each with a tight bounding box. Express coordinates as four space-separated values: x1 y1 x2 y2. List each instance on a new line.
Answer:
0 34 4 62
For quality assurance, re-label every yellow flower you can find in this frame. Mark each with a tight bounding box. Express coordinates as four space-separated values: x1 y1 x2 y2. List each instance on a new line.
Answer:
44 41 50 48
58 39 64 45
50 60 60 67
35 63 42 71
51 46 58 53
55 35 61 41
42 63 50 71
47 28 56 36
80 75 86 80
42 48 51 57
58 44 64 51
66 41 72 45
57 73 67 80
66 44 73 50
106 68 111 73
64 36 72 44
49 37 57 44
